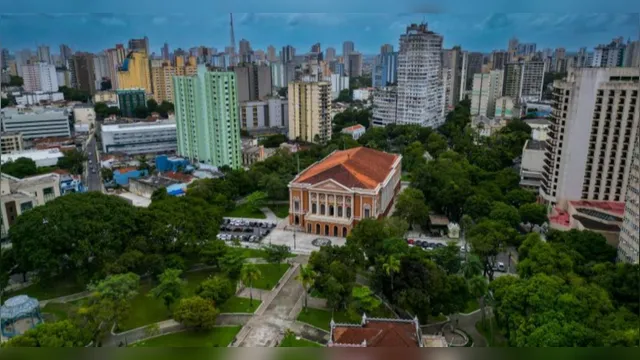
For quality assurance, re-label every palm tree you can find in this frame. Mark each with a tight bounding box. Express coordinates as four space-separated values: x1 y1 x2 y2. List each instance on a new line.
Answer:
461 254 483 279
382 255 400 292
241 263 262 306
296 265 316 311
468 275 488 327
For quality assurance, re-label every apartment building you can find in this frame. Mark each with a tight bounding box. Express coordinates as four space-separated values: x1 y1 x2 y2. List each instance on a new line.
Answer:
239 98 289 133
173 65 242 169
540 67 640 206
101 120 177 154
151 57 197 103
348 53 363 77
328 74 350 99
106 45 126 89
287 81 332 144
21 62 58 92
72 52 97 94
117 51 152 94
618 139 639 264
470 70 503 117
1 132 23 154
372 87 398 127
503 60 545 102
234 63 273 103
373 51 398 88
442 46 463 109
394 23 444 127
520 139 546 192
117 89 147 118
0 108 71 140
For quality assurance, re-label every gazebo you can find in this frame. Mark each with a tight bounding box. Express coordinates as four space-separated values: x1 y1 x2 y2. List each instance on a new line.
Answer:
0 295 43 338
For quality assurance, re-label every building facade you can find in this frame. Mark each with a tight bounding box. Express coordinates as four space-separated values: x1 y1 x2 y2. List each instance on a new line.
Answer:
372 87 398 127
519 139 546 192
503 60 545 102
328 74 349 99
117 51 152 94
373 52 398 88
395 23 444 128
72 52 97 94
117 89 147 118
151 58 197 103
0 108 71 140
348 53 363 77
470 70 503 117
287 81 332 143
540 67 640 206
106 45 126 89
234 63 273 102
1 132 23 155
288 147 401 238
101 121 177 154
173 65 242 169
618 139 639 264
239 98 289 132
21 62 58 92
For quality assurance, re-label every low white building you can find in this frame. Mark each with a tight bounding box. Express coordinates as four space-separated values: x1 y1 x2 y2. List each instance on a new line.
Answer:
471 115 505 137
520 139 546 191
0 107 71 140
523 118 552 141
1 148 65 167
341 124 366 140
494 96 516 121
352 88 373 101
14 91 64 106
101 120 177 155
327 74 350 99
73 105 96 127
239 98 289 133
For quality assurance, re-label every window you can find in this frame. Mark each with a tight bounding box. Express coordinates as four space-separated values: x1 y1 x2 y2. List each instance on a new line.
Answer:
346 207 351 218
364 207 371 218
338 206 343 217
294 200 300 212
329 205 334 216
20 201 33 213
320 204 326 215
312 203 317 214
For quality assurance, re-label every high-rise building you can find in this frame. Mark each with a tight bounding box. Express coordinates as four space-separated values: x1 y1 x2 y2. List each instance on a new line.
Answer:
239 39 251 57
281 45 295 64
106 45 126 89
151 57 197 103
93 52 110 91
267 45 277 62
59 44 73 65
21 62 59 92
592 40 626 67
442 46 463 108
348 52 363 77
288 81 332 143
117 51 152 94
311 43 321 54
394 23 444 127
618 138 639 264
72 52 97 94
240 98 289 131
128 36 149 55
162 42 170 60
173 65 242 168
234 63 273 102
490 50 508 70
325 47 336 62
343 41 355 74
381 44 394 54
552 48 566 72
37 45 51 64
373 52 398 87
330 61 345 76
517 43 537 57
623 40 640 68
503 60 545 102
470 70 503 117
460 52 484 92
372 87 398 127
540 67 640 206
116 88 146 117
271 62 286 88
1 48 9 70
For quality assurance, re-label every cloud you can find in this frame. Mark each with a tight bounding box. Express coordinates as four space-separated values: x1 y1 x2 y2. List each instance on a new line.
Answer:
475 13 512 30
152 16 167 25
94 13 126 27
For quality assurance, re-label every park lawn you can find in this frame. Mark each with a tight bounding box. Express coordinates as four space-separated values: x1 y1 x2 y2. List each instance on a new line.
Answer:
118 268 218 332
279 333 323 347
267 204 290 218
464 299 480 313
296 308 353 331
6 276 85 300
225 203 266 219
252 263 290 290
475 318 508 347
41 302 73 321
218 296 261 313
132 326 242 347
237 247 296 259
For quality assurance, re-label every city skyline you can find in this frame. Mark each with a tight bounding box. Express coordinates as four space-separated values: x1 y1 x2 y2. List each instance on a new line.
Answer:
1 13 638 55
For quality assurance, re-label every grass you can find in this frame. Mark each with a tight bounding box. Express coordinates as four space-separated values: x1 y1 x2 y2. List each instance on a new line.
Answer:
464 298 480 313
225 203 266 219
279 333 323 347
131 326 242 347
6 276 86 300
252 263 291 290
428 314 448 323
475 318 508 347
401 173 412 182
267 204 290 218
296 308 353 331
41 302 74 321
218 296 261 313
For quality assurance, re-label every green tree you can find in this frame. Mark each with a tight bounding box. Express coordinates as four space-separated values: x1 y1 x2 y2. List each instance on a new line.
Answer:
349 285 381 318
149 268 185 313
245 191 267 213
263 244 291 269
277 87 288 97
0 157 39 178
84 272 140 338
468 220 516 280
259 134 288 148
9 75 24 86
199 240 229 270
505 189 537 208
57 149 88 175
393 188 429 230
134 105 149 119
468 275 489 327
489 202 521 228
220 249 246 281
382 255 400 292
147 99 158 113
259 173 287 201
461 254 483 279
100 167 114 181
196 276 236 306
425 132 448 158
2 320 87 347
463 195 492 221
401 141 427 173
519 203 547 228
157 101 174 117
296 265 316 310
173 296 219 330
336 88 351 102
241 263 262 306
429 242 463 275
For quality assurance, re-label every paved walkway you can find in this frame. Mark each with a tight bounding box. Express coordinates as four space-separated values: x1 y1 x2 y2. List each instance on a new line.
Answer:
40 291 92 307
260 207 279 222
456 309 488 347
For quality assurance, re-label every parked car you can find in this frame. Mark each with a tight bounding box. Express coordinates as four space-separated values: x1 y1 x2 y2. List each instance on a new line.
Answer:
406 238 415 245
497 262 506 272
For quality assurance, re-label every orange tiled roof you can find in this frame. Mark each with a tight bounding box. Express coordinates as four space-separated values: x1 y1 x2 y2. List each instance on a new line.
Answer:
115 166 138 174
569 200 625 216
162 171 193 183
342 124 365 132
332 320 419 347
293 147 398 190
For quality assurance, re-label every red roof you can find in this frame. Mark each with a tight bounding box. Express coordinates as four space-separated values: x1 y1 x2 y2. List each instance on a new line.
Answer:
115 166 138 174
52 169 70 175
162 171 193 183
331 320 420 347
569 200 625 216
549 207 571 227
342 124 365 132
293 147 399 190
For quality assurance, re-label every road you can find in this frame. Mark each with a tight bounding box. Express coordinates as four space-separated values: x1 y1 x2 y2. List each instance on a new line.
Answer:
85 136 102 192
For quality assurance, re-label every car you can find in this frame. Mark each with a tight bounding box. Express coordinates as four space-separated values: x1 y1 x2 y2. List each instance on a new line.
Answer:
232 227 243 232
250 235 260 242
216 234 224 240
406 238 415 245
91 169 96 174
261 229 271 236
420 242 430 249
270 222 276 228
415 240 424 247
497 262 506 272
224 219 230 224
435 243 445 248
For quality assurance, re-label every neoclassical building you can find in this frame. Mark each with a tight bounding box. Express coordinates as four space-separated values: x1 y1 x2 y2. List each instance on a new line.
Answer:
288 147 401 237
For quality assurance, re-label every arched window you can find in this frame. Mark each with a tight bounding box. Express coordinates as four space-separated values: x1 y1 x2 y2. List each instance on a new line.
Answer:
307 223 312 233
324 225 329 235
333 226 338 236
294 215 300 225
320 204 326 215
346 206 351 218
329 205 334 216
342 227 348 237
338 206 343 217
316 224 320 234
312 203 317 214
364 204 371 218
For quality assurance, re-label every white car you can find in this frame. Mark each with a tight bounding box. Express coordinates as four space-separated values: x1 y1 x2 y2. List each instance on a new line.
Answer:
496 262 506 272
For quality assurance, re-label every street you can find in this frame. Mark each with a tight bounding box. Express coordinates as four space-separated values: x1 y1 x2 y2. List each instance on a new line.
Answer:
85 136 102 192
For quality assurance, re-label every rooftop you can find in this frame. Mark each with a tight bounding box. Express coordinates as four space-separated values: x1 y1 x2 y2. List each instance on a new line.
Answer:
101 120 176 133
0 149 64 165
341 124 366 133
569 200 625 216
525 139 546 151
9 173 59 192
330 316 421 347
160 171 193 183
523 118 552 126
114 166 139 175
292 147 399 190
134 174 180 188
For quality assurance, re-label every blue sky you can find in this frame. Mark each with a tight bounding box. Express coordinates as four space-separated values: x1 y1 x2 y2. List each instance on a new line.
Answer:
1 2 638 55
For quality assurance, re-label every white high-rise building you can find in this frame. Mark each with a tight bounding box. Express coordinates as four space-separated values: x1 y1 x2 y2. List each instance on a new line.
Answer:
503 60 545 102
93 52 110 91
328 74 349 99
372 87 398 127
470 70 503 117
21 62 59 92
395 23 444 127
37 45 51 64
618 138 639 264
540 67 640 206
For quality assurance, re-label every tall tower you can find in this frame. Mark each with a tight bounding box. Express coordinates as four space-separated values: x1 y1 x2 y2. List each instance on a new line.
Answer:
230 13 236 56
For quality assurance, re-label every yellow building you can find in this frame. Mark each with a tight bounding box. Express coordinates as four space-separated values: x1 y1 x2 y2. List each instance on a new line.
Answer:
151 57 197 103
117 51 152 94
288 81 332 144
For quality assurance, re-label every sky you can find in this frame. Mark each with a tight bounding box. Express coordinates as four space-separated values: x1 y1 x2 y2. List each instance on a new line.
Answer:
1 2 638 55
